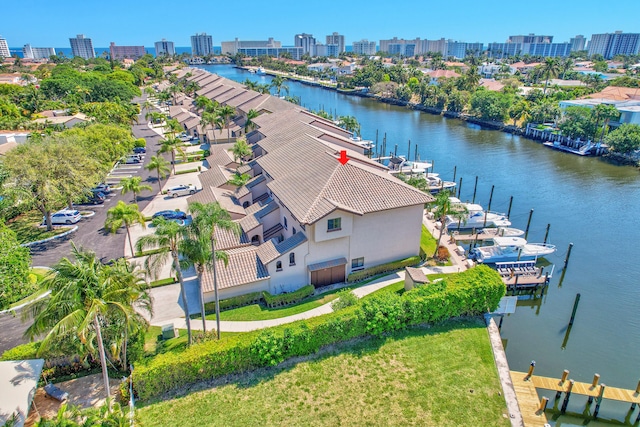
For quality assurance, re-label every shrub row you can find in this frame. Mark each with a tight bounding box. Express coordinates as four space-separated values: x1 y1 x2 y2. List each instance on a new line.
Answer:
149 277 177 288
132 266 504 400
203 292 262 313
175 167 201 175
347 256 421 283
262 285 315 308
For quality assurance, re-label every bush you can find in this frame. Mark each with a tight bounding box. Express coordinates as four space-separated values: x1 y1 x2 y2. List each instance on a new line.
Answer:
262 285 315 308
1 341 40 360
134 138 146 148
131 266 504 401
435 246 449 262
149 277 177 288
347 256 421 283
204 292 262 313
331 289 358 311
175 168 200 175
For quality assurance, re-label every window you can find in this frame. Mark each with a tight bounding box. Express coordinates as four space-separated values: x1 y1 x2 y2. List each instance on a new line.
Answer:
327 218 341 232
289 253 295 266
283 217 288 230
351 257 364 271
292 227 296 235
276 261 282 271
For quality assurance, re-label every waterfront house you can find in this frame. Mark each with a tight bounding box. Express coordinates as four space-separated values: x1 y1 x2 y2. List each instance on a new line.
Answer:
559 86 640 127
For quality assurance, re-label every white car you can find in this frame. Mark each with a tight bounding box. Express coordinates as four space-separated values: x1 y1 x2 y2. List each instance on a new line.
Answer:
46 209 82 225
167 184 197 198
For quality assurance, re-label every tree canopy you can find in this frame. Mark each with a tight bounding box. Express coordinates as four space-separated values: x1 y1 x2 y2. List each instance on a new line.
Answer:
605 123 640 154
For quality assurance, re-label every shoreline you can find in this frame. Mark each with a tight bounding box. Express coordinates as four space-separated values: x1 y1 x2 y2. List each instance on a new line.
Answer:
234 65 639 168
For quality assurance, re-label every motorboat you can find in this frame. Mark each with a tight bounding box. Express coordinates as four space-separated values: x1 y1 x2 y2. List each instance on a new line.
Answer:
425 173 456 194
445 200 511 229
256 67 266 75
388 156 433 175
469 236 556 264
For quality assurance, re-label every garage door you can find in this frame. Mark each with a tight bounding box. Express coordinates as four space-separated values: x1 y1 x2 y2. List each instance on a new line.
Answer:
311 265 345 288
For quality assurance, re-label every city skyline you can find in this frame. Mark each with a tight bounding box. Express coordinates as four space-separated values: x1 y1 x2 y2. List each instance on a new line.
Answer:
2 0 640 48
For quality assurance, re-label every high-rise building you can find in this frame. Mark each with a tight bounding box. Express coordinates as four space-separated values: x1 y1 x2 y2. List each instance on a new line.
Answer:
221 38 282 55
191 33 213 56
569 35 586 52
487 42 571 58
0 36 11 58
352 39 376 55
447 41 484 59
588 31 640 59
109 42 146 60
155 39 175 56
22 44 56 59
294 33 316 56
325 32 345 55
69 34 95 59
508 34 553 44
379 37 421 56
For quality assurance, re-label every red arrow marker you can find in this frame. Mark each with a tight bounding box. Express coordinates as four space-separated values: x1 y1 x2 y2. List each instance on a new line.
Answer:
338 150 349 165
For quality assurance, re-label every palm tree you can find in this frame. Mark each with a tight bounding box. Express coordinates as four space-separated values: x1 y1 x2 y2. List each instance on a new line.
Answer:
25 243 152 400
244 109 260 134
243 79 258 91
145 155 171 192
200 111 224 145
256 83 271 94
164 118 183 139
338 116 361 136
189 202 239 339
137 218 193 346
431 190 467 258
179 225 212 332
217 105 236 142
227 173 251 187
194 95 213 113
592 104 619 142
160 137 186 174
141 100 154 114
120 176 153 204
105 201 146 257
269 75 289 97
541 58 560 95
231 138 251 164
560 58 574 80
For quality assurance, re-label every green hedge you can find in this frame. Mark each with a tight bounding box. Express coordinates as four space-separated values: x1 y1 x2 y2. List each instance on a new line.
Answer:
175 167 200 175
132 266 504 401
347 256 421 283
204 292 263 313
262 285 315 308
149 277 177 288
1 342 40 360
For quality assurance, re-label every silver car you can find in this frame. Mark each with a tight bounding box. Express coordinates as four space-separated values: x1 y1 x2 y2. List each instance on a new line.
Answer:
167 184 196 198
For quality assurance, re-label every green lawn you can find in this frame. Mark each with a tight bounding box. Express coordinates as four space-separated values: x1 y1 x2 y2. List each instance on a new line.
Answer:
6 210 71 244
421 224 437 256
136 318 509 427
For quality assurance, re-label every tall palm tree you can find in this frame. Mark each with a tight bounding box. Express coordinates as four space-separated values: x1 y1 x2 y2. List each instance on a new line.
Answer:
243 79 258 91
244 109 260 134
217 105 236 143
256 83 271 94
160 137 187 174
141 100 154 114
120 176 153 204
164 118 183 139
179 225 214 332
189 202 239 339
269 75 289 97
338 116 361 136
431 190 467 258
137 218 193 345
194 95 213 114
25 243 152 400
231 138 251 164
541 58 560 95
145 155 171 192
105 201 146 257
200 111 224 145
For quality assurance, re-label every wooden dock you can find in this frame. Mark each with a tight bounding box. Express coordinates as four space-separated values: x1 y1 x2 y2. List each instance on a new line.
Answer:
509 371 549 427
511 370 640 426
451 228 505 243
502 275 549 290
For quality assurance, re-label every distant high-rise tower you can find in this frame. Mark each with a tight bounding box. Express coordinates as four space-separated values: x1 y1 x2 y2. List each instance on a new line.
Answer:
69 34 95 59
155 39 175 56
294 33 316 56
507 34 553 44
588 31 640 59
325 32 345 56
569 35 586 52
352 39 376 55
0 36 10 58
191 33 213 56
22 44 56 60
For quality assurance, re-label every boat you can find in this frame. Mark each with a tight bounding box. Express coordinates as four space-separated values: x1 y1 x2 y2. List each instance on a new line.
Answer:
256 67 266 75
425 173 456 194
388 156 433 175
469 236 556 264
349 135 374 155
444 199 511 229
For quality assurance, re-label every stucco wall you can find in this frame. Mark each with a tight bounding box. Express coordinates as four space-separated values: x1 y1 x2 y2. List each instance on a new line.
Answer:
213 279 270 301
266 241 310 293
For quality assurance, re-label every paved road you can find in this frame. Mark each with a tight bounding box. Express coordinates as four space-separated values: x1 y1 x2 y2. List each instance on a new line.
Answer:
1 106 169 354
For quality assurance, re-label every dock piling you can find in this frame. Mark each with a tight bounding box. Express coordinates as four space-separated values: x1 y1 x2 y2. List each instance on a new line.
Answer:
452 166 457 183
563 243 574 269
568 293 581 326
526 360 536 380
414 144 417 162
394 144 397 157
556 370 570 399
561 379 574 413
594 384 606 418
538 396 549 412
407 139 411 161
543 224 551 244
457 177 462 198
484 185 495 228
507 196 513 219
472 176 478 203
524 209 534 240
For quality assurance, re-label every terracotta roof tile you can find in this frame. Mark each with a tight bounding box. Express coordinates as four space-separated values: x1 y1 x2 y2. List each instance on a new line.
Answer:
201 246 269 291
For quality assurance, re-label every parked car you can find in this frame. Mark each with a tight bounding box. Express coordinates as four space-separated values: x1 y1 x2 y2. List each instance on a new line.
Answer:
46 209 82 225
133 147 146 154
152 210 187 220
84 192 105 205
167 184 196 198
92 183 111 194
124 156 141 164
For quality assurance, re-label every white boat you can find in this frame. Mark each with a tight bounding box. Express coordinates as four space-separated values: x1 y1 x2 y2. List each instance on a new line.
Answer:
470 236 556 264
256 67 266 75
425 173 456 194
349 136 374 154
445 200 511 229
388 157 433 175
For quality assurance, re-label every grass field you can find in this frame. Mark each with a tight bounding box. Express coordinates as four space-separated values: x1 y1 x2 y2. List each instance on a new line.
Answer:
6 210 71 244
136 318 509 427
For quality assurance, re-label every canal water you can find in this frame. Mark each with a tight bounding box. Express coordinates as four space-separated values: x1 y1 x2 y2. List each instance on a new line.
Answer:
202 65 640 425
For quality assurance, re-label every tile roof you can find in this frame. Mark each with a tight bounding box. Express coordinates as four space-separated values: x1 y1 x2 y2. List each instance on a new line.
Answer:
256 232 308 264
307 257 347 271
239 200 279 232
237 164 252 174
245 174 265 189
214 226 251 250
405 266 429 283
206 143 235 167
210 187 247 216
197 164 235 190
235 185 250 198
583 86 640 101
201 246 269 291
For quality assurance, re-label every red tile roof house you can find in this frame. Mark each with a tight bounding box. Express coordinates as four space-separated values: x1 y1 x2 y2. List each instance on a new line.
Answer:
171 69 434 299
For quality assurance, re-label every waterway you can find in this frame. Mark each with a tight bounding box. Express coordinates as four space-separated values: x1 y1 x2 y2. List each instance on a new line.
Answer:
201 65 640 425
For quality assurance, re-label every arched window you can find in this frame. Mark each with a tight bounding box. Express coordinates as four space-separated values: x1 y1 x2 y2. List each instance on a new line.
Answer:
292 227 296 235
251 235 260 245
276 261 282 271
289 253 295 266
243 201 250 208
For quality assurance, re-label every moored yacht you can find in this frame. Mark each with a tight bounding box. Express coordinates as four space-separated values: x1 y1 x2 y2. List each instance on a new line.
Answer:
469 236 556 264
444 199 511 229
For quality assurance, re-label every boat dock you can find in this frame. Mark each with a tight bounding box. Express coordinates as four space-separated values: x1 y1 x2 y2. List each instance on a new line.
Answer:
495 261 552 292
451 228 508 243
510 367 640 426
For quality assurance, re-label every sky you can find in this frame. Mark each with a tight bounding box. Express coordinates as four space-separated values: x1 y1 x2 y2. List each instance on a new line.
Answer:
3 0 640 48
